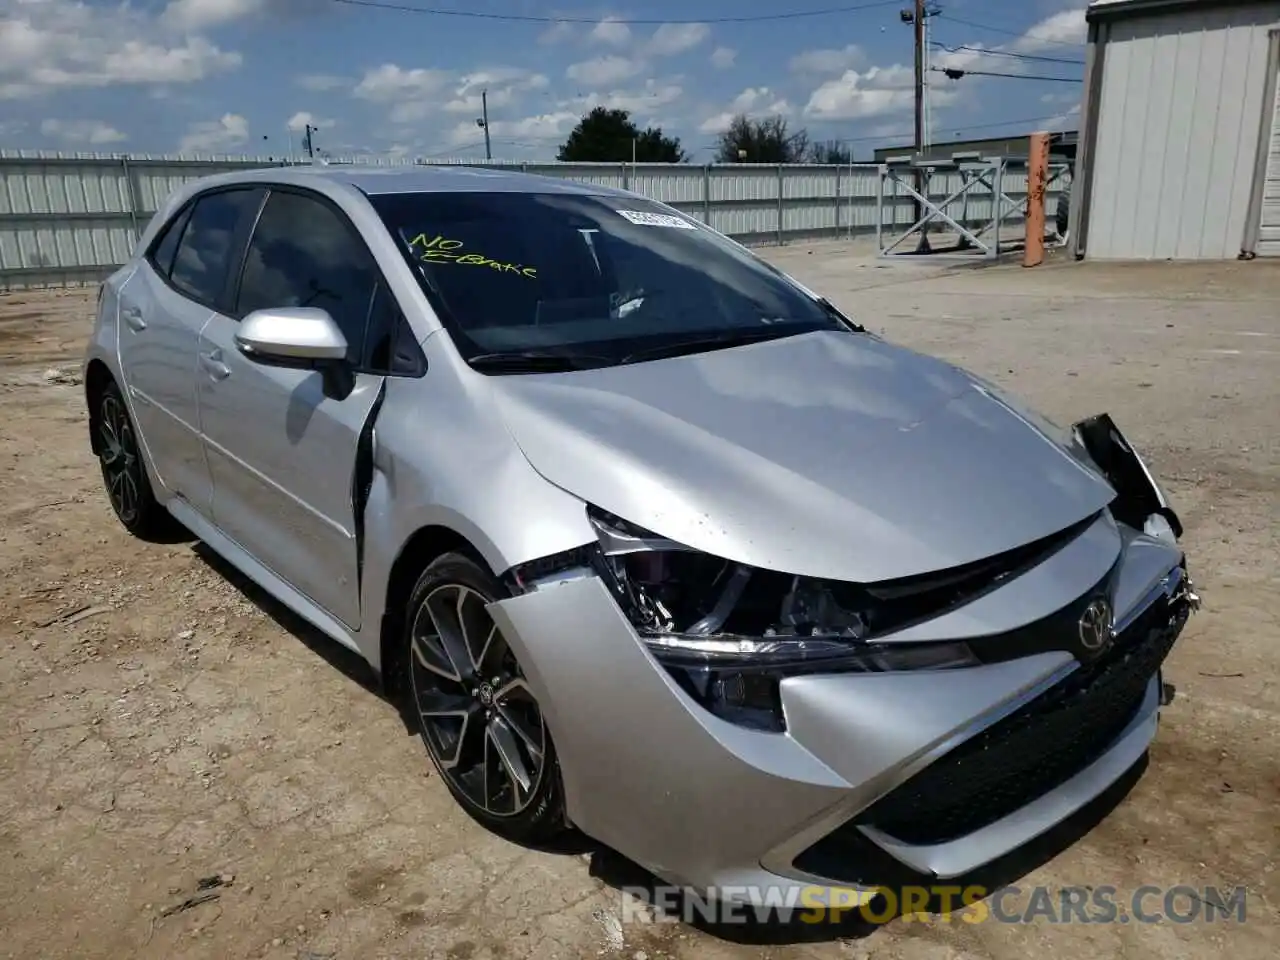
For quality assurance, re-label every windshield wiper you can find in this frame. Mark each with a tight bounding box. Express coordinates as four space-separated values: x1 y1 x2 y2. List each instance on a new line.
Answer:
467 350 613 373
620 327 803 365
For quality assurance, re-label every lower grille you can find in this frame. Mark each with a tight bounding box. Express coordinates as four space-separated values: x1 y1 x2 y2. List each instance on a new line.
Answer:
796 590 1190 873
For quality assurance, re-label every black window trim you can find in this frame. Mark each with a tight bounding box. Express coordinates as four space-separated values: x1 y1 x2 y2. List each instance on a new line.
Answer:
147 184 268 316
226 182 426 379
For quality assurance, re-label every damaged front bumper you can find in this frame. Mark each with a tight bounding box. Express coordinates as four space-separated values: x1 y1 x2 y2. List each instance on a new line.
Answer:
485 521 1197 901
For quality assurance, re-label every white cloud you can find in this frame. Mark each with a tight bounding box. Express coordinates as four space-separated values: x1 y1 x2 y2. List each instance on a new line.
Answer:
353 63 452 124
161 0 330 29
354 63 451 101
296 73 347 91
286 111 335 133
355 62 553 129
643 22 709 57
0 0 242 98
444 68 549 115
444 110 579 148
710 46 736 69
538 20 574 45
566 54 643 87
40 118 127 144
590 17 631 46
178 113 250 153
161 0 261 30
789 44 864 75
565 22 706 94
561 79 684 117
699 86 791 134
1012 8 1087 52
803 64 928 121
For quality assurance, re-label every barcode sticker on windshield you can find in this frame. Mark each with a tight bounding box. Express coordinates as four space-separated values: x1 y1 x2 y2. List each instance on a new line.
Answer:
617 210 697 229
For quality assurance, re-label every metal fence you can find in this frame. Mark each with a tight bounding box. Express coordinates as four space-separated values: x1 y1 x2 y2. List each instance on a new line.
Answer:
0 151 1069 290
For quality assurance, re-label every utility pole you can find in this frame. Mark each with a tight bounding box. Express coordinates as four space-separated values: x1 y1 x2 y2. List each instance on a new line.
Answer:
913 0 924 163
303 123 316 159
901 2 939 252
476 90 492 161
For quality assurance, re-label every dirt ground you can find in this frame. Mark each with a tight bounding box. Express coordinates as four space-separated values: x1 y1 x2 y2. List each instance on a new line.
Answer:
1 249 1277 960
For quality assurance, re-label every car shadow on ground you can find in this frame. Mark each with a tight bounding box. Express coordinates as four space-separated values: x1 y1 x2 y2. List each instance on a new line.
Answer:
192 542 386 700
189 540 1151 947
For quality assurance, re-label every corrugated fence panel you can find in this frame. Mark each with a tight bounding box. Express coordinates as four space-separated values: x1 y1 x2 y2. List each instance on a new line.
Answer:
0 152 1061 289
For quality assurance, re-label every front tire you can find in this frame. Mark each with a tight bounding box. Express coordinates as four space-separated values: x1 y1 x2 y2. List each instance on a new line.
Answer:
403 552 566 845
93 379 178 540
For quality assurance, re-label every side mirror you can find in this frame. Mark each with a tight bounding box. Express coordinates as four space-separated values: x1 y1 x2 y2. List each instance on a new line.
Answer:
236 307 348 364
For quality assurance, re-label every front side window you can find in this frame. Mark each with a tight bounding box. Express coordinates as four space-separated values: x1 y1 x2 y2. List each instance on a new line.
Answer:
236 190 378 365
368 191 849 370
170 188 262 307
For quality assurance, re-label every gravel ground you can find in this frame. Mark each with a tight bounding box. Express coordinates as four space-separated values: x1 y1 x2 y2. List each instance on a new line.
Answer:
1 247 1276 960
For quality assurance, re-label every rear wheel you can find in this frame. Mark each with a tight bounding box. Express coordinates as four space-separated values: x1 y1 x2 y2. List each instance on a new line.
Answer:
94 380 177 540
403 552 566 844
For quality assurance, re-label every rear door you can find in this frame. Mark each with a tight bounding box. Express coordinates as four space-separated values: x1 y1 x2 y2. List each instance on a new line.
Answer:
196 186 401 629
116 187 265 516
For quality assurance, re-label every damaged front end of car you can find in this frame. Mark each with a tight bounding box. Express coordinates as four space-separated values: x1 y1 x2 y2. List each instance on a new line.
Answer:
505 411 1198 737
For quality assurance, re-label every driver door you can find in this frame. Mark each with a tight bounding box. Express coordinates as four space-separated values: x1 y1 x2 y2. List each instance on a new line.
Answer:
196 186 388 630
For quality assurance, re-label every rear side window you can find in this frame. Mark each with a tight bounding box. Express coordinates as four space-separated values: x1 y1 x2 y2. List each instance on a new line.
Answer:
148 204 192 278
170 188 263 308
236 190 379 365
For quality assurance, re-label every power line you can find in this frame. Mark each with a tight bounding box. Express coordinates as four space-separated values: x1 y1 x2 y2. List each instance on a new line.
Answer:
933 66 1083 83
935 12 1086 48
328 0 901 25
931 42 1084 66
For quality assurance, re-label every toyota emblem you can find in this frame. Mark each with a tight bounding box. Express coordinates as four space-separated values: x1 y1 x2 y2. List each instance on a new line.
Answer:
1078 598 1114 654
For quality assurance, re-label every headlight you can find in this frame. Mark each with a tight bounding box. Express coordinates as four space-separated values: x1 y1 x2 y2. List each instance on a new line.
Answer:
583 507 978 732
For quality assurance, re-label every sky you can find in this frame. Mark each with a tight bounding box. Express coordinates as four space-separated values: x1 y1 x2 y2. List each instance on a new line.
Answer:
0 0 1090 161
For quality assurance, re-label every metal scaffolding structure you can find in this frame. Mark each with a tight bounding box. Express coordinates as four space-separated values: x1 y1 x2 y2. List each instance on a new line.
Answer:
875 155 1071 261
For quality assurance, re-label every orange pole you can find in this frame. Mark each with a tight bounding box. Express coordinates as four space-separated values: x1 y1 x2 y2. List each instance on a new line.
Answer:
1024 131 1049 267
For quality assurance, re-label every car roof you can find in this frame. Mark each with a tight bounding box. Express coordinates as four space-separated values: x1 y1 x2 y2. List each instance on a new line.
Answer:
194 163 635 199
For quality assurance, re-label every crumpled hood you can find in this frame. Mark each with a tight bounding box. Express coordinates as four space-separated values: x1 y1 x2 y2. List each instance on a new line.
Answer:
489 330 1116 582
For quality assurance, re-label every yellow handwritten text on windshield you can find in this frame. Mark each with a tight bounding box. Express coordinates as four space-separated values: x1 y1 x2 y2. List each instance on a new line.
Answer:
407 234 537 279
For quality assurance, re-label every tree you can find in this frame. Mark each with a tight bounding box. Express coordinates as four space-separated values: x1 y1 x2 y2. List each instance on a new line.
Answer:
807 139 855 164
715 114 809 164
557 107 686 163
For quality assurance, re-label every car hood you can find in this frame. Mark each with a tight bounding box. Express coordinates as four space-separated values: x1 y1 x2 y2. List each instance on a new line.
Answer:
488 330 1116 582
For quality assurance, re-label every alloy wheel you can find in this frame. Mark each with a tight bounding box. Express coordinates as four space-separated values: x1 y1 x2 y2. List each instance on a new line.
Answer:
98 392 142 526
408 583 548 816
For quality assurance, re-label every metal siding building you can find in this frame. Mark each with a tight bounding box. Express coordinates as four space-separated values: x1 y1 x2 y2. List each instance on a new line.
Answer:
1074 0 1280 259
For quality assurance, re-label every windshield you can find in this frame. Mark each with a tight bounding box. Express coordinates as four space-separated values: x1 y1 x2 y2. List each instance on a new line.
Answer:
368 190 852 369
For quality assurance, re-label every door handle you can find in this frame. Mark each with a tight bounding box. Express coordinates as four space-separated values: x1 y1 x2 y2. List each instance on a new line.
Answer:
199 351 231 380
121 307 146 331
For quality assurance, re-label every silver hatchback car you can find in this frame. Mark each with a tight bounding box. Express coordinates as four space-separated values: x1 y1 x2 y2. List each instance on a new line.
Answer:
84 165 1199 908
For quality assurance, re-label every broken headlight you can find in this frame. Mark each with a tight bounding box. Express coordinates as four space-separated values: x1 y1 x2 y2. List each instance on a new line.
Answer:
587 507 977 732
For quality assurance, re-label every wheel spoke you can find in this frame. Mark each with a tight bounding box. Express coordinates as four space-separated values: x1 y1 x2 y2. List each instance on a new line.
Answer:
424 588 478 683
411 624 462 684
487 715 533 797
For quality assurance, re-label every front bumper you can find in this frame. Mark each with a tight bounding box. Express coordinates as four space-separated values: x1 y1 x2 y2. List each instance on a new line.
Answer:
486 528 1194 903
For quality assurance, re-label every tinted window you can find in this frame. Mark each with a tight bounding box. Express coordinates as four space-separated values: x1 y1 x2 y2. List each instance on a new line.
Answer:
148 204 192 278
237 190 378 364
365 282 424 375
170 189 262 306
368 191 844 363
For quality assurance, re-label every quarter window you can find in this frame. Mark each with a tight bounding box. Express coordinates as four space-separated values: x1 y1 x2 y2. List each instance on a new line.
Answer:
236 190 378 365
170 189 263 307
147 204 192 278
